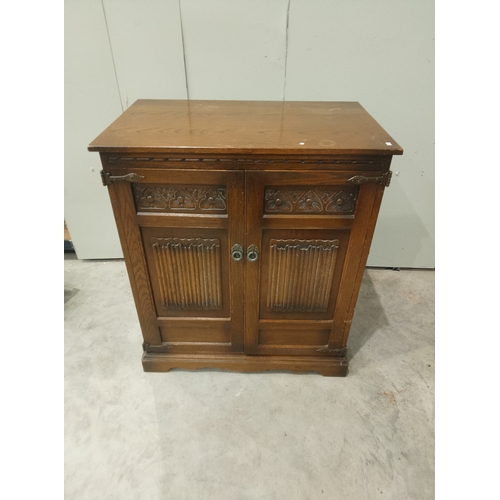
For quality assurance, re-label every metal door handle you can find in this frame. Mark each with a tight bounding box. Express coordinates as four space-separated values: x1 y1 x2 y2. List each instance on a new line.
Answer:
231 244 243 262
247 244 259 262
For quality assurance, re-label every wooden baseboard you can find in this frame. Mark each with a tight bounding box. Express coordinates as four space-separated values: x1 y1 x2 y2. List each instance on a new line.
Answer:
142 352 348 377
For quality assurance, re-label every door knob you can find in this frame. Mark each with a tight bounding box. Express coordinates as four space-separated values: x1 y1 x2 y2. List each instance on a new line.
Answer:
231 244 244 262
247 244 259 262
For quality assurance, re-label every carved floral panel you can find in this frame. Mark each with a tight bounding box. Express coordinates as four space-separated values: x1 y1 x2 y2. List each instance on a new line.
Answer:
264 186 358 214
133 185 227 213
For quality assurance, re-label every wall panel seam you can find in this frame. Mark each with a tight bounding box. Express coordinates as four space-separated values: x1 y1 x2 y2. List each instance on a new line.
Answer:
282 0 291 101
100 0 124 111
178 0 190 99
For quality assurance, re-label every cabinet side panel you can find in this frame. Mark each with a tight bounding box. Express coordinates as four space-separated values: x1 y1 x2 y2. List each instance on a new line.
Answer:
107 181 162 345
330 183 385 347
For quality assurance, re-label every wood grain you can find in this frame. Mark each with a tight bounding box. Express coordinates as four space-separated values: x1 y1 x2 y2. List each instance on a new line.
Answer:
336 179 390 346
266 238 339 312
329 183 381 348
90 100 402 375
151 237 222 310
88 100 403 156
107 182 162 346
142 352 348 377
100 154 392 171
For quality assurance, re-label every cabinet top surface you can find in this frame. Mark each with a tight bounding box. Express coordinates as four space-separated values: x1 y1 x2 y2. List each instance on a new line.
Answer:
88 100 403 156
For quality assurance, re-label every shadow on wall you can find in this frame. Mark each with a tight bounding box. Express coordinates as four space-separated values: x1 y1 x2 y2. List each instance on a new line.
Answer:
370 173 434 268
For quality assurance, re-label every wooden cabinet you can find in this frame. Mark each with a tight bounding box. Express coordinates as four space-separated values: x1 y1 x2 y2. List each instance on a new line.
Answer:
89 100 402 376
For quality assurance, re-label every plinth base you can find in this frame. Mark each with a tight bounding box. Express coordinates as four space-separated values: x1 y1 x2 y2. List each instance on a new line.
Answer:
142 352 348 377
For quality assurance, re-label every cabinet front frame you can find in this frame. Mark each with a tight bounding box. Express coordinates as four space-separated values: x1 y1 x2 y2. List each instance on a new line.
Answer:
102 159 390 365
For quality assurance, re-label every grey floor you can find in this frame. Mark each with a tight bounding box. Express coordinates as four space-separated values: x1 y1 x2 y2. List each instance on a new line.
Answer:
65 254 434 500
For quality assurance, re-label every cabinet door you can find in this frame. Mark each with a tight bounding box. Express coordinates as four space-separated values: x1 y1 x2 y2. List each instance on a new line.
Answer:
244 170 384 356
108 168 245 354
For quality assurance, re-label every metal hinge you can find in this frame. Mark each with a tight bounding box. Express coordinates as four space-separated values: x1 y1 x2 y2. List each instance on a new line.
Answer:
316 346 348 356
142 343 170 353
347 171 392 187
100 170 145 186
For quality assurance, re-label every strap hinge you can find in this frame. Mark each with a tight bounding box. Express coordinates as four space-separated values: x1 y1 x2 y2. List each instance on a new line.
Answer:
347 170 392 187
143 343 170 353
100 170 145 186
316 346 348 356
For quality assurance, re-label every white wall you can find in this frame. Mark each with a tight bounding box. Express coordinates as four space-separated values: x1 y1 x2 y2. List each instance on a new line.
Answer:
65 0 434 268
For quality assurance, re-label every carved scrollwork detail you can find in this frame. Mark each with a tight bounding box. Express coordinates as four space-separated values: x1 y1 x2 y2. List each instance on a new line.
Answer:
133 185 226 212
169 188 198 210
296 191 323 212
264 190 293 212
199 188 227 210
264 187 358 214
325 190 357 212
139 187 175 209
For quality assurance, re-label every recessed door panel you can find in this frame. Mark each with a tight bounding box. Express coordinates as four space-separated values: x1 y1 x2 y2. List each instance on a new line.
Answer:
259 229 350 321
152 236 223 311
142 227 229 318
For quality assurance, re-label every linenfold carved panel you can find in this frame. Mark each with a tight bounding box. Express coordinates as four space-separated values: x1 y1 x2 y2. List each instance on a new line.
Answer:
134 185 227 213
267 239 340 312
152 237 222 310
264 187 358 214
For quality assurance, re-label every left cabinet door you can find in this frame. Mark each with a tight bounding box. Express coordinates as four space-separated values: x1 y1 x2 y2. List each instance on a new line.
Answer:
106 168 245 354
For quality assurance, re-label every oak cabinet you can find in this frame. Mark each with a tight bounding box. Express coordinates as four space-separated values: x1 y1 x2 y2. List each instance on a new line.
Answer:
89 100 402 376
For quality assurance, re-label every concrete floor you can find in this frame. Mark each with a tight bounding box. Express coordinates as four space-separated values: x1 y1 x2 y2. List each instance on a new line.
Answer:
64 254 434 500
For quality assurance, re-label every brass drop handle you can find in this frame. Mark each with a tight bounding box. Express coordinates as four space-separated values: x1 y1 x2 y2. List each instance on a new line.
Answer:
247 244 259 262
231 244 244 262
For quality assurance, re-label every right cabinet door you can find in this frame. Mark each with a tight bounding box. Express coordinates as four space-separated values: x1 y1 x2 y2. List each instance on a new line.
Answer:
244 170 382 356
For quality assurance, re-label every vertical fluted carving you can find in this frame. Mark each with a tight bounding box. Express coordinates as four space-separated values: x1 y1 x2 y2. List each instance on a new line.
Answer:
152 237 222 310
267 239 339 312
